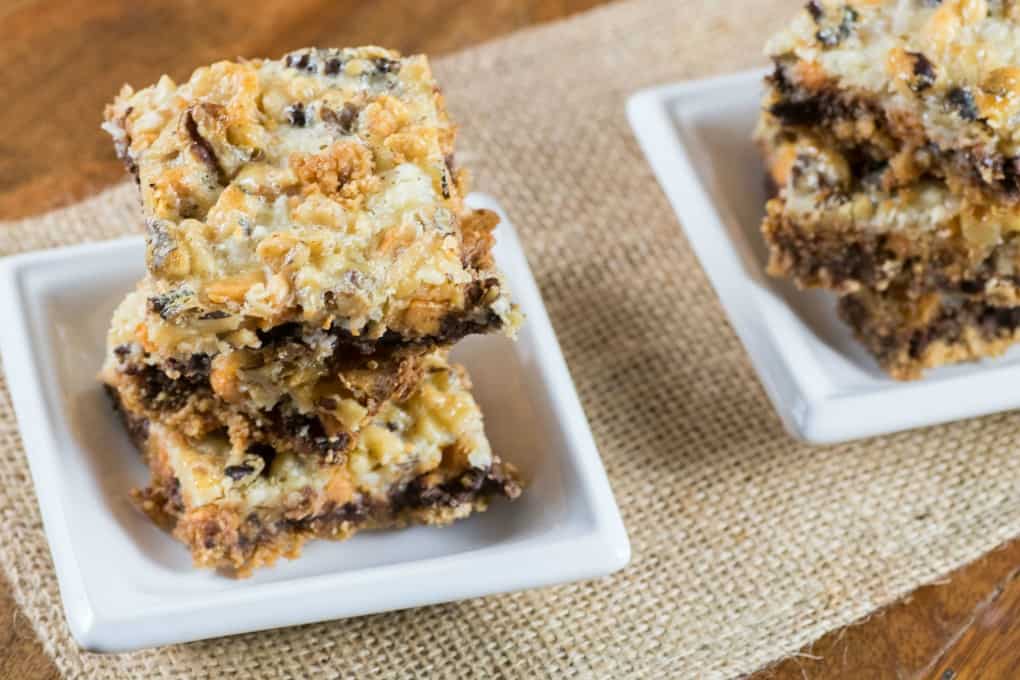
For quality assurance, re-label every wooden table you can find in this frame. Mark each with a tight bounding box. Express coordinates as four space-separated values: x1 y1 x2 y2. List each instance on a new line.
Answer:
4 1 1020 677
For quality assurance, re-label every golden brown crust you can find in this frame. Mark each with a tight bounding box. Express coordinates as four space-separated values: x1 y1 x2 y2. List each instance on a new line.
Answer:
838 288 1020 379
131 417 520 577
111 354 523 576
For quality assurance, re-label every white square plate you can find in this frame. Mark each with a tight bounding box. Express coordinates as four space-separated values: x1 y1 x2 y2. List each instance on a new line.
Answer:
0 193 629 652
628 69 1020 444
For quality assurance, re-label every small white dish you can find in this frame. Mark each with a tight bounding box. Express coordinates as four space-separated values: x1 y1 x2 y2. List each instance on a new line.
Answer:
628 68 1020 444
0 193 629 652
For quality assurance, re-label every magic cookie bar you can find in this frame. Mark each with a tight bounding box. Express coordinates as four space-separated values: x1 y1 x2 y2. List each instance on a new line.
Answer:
114 354 521 575
104 47 520 350
102 286 427 462
759 124 1020 304
764 1 1020 205
102 46 526 574
758 1 1020 377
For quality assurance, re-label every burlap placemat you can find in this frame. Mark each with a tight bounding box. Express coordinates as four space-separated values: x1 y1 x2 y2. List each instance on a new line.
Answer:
4 0 1020 676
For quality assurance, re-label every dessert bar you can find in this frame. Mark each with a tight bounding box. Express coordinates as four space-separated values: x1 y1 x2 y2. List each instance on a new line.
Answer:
102 286 427 462
759 124 1020 304
113 354 521 575
764 1 1020 205
758 1 1020 377
100 46 525 574
104 47 520 350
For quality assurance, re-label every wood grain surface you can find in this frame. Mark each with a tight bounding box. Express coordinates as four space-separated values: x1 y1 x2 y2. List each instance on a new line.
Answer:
5 1 1020 678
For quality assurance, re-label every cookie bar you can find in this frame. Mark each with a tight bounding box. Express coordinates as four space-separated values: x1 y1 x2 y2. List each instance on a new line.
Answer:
764 1 1020 204
114 354 522 575
759 125 1020 305
103 47 520 350
102 287 426 462
839 286 1020 380
101 45 526 574
758 1 1020 377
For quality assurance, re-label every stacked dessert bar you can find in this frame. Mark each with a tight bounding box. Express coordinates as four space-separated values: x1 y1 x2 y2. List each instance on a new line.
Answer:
100 47 523 575
758 1 1020 379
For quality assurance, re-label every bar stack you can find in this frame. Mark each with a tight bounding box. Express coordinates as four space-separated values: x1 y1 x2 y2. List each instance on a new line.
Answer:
757 0 1020 379
100 47 523 575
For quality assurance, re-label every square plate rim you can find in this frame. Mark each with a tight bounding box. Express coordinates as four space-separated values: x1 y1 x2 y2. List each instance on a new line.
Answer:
0 192 631 651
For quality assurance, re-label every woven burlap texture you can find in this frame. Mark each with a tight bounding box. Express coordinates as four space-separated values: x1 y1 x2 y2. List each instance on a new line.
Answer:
4 0 1020 677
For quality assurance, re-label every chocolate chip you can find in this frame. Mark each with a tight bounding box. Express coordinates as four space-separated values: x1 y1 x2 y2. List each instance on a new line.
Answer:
285 52 311 71
285 102 306 127
1004 157 1020 195
959 279 984 295
112 105 138 178
324 57 343 75
147 290 185 319
770 60 793 94
389 468 493 509
124 355 207 413
459 468 486 493
440 168 451 199
201 521 220 549
769 98 824 126
199 310 230 320
816 27 840 47
983 306 1020 333
186 353 211 378
910 52 936 91
184 108 227 185
947 87 980 121
224 464 255 481
372 57 400 74
385 421 399 432
345 269 364 287
322 102 359 134
168 477 183 511
325 298 505 354
246 443 276 475
816 6 858 47
146 218 178 270
256 322 304 346
806 1 823 21
271 408 351 459
113 344 131 360
279 500 367 533
338 103 358 132
106 385 150 446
